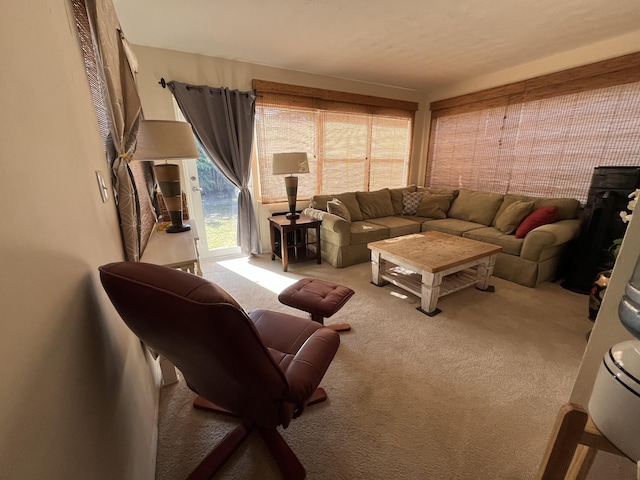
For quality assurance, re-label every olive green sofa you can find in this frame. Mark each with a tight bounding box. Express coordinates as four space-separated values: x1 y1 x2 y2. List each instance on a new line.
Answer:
302 186 582 287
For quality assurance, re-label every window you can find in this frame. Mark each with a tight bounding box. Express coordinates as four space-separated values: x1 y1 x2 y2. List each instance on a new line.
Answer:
426 53 640 204
253 81 417 203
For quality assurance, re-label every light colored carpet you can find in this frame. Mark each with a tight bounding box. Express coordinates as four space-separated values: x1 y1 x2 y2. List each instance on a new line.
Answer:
154 254 634 479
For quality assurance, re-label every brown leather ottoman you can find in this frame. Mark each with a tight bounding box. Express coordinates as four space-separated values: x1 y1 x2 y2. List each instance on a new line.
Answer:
278 278 354 332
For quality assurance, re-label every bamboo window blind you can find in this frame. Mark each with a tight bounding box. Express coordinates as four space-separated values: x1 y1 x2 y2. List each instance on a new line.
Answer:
426 52 640 204
253 80 417 203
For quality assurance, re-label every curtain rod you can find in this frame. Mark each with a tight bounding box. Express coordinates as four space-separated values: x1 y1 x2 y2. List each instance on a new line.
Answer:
158 77 259 98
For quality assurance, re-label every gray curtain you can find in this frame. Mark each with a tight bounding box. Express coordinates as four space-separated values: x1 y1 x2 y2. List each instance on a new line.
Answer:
169 81 261 256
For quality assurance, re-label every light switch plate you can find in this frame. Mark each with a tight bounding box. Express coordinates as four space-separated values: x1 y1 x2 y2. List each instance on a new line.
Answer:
96 171 109 203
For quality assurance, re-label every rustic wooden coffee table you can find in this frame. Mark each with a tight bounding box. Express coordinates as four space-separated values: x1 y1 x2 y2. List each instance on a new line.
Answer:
368 231 502 316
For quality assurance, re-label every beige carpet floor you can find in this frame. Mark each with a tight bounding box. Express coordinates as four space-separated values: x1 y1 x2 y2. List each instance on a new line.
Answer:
155 254 635 479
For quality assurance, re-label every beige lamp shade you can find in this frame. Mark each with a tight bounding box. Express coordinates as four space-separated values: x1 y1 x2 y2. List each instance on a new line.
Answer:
272 152 310 175
134 120 199 160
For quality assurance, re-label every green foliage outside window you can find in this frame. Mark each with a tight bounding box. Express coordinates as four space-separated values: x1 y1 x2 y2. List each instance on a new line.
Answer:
195 142 236 199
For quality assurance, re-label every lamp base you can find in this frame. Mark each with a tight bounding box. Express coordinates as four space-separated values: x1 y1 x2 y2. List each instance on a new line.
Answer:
286 212 300 220
166 223 191 233
165 210 190 233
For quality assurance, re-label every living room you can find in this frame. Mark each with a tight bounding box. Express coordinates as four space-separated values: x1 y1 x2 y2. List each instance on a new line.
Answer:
2 1 640 480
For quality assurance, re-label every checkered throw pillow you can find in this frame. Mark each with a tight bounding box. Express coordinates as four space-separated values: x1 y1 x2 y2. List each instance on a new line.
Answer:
402 190 424 215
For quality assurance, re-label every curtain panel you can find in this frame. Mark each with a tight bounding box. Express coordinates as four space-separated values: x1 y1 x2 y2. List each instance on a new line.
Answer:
426 52 640 204
169 81 261 256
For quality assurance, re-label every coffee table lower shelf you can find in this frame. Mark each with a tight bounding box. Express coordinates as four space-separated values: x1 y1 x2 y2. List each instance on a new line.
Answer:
378 264 491 316
382 265 479 297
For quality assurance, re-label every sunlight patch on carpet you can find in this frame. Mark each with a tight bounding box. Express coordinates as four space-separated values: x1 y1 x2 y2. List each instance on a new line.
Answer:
217 257 296 294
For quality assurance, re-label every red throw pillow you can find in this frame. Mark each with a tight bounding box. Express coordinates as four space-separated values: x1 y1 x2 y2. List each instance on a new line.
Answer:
515 206 558 238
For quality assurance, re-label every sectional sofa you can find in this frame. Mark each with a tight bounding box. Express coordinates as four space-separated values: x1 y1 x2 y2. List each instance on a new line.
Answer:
302 186 582 287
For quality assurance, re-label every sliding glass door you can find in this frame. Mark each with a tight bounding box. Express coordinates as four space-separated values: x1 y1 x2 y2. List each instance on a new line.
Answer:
182 143 240 260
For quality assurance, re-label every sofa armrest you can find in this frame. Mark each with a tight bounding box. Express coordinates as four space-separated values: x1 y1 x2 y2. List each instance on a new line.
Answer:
302 207 351 241
520 219 581 262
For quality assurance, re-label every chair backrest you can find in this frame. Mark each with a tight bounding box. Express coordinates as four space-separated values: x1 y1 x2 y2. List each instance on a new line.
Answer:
99 262 289 425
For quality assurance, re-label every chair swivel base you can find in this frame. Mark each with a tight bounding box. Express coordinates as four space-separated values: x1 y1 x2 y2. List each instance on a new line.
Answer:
185 419 305 480
311 313 351 332
190 388 329 480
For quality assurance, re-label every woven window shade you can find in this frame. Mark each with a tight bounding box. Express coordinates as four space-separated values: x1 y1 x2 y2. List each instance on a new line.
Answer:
369 116 412 191
427 53 640 204
254 81 416 203
72 0 110 145
255 95 317 204
320 112 368 193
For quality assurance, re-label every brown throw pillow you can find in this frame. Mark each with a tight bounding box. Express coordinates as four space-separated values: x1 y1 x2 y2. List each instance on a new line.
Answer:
494 200 534 234
327 198 351 222
402 190 424 215
416 193 454 219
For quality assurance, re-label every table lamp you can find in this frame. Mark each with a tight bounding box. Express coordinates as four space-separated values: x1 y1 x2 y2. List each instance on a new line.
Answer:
135 120 199 233
272 152 309 220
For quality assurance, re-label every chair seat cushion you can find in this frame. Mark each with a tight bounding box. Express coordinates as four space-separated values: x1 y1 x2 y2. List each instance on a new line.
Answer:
249 309 340 403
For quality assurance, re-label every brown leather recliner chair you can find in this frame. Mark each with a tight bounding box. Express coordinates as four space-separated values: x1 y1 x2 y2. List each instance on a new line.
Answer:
99 262 341 480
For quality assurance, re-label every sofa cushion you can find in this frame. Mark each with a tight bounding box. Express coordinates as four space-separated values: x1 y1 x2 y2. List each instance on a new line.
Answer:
515 206 558 238
491 194 532 226
366 216 422 237
494 200 534 234
389 186 416 215
356 188 395 219
415 193 454 219
402 190 424 215
421 218 486 237
327 198 351 222
310 194 333 211
418 187 459 197
447 189 504 225
334 192 363 221
532 197 580 220
462 227 524 256
350 221 389 245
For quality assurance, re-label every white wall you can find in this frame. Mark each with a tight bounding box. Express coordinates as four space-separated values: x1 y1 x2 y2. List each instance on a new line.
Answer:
0 2 160 479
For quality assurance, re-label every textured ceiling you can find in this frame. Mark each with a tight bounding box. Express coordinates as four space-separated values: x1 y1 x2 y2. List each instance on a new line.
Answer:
113 0 640 92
